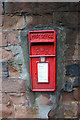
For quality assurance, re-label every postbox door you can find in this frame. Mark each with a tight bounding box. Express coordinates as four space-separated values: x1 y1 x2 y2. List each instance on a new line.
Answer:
31 57 56 91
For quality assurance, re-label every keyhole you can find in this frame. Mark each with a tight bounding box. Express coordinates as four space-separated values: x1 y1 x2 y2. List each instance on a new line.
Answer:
35 72 36 75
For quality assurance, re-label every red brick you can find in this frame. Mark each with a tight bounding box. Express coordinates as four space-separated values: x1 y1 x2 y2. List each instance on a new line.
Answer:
8 64 20 78
7 31 18 45
0 49 14 61
2 15 24 30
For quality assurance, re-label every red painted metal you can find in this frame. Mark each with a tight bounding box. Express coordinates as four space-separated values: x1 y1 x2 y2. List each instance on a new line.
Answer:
28 30 56 91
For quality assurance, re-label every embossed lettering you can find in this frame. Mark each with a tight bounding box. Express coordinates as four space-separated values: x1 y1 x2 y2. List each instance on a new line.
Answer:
31 33 54 40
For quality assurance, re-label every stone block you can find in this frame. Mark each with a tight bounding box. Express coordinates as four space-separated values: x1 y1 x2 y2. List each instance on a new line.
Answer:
55 105 64 118
2 104 15 118
0 30 18 47
9 96 26 105
73 76 80 87
15 105 27 118
79 33 80 45
73 87 80 101
0 49 14 62
2 93 12 105
64 60 79 66
0 32 2 47
64 76 80 92
2 31 8 47
48 104 64 118
0 2 3 15
38 94 53 106
78 45 80 58
2 78 26 93
2 15 25 30
0 104 2 117
66 29 78 45
53 12 78 29
8 92 29 107
0 15 2 27
0 92 2 104
5 3 78 14
65 44 77 60
7 31 18 45
0 76 2 91
38 3 78 13
0 48 2 61
5 45 22 56
62 91 74 103
48 110 54 118
26 107 38 118
73 44 79 60
77 102 80 117
26 14 53 27
8 92 24 97
64 76 75 92
66 64 79 77
63 102 78 118
8 64 20 78
0 62 2 76
2 62 8 78
15 106 38 118
5 2 36 14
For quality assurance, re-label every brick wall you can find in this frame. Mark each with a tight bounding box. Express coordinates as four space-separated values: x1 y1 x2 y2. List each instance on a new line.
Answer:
0 2 80 119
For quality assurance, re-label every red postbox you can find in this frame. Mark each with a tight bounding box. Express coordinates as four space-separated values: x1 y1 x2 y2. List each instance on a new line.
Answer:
28 30 56 91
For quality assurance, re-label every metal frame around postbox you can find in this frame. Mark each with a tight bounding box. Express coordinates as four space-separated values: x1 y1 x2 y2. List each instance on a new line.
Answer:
28 30 56 91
